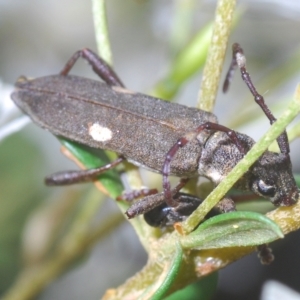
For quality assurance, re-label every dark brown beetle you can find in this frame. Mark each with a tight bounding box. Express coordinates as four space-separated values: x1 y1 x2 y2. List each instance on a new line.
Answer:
11 44 299 224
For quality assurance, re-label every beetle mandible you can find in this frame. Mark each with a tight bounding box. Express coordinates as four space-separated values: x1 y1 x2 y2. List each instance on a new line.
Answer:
11 43 299 222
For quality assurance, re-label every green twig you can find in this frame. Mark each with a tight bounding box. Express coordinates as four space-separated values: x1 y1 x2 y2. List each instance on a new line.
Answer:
91 0 112 64
197 0 236 112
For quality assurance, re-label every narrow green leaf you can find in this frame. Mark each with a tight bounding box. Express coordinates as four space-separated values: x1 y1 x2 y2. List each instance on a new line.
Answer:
180 211 283 250
152 22 212 100
150 242 183 300
137 242 183 300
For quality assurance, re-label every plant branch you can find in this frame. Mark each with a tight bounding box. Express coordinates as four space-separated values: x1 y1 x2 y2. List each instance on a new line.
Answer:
197 0 236 112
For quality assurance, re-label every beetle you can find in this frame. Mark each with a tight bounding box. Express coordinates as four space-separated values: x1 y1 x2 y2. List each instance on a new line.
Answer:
11 43 299 224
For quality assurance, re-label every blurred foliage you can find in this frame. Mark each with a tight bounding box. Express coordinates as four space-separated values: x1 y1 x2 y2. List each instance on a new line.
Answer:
0 132 46 293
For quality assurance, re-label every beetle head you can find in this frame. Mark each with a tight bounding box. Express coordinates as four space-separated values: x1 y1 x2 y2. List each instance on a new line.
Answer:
250 152 299 206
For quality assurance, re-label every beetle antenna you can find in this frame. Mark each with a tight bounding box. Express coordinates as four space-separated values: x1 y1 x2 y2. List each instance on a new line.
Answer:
224 43 290 157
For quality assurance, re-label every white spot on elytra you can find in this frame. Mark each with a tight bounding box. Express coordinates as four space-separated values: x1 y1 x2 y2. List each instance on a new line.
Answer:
88 123 112 142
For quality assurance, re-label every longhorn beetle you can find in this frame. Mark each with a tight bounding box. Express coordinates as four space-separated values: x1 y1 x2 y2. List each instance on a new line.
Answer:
11 43 299 227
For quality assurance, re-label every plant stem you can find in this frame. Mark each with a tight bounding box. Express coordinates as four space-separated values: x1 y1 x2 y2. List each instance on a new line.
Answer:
91 0 112 64
197 0 236 112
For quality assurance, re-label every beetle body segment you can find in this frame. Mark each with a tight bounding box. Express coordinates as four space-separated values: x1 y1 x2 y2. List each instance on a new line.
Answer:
12 75 217 178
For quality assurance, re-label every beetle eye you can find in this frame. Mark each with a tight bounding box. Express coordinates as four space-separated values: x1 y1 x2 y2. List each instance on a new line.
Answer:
257 179 276 197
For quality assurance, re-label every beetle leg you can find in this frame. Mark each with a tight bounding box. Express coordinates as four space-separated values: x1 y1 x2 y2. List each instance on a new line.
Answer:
60 48 124 88
45 156 124 185
125 192 166 219
143 193 203 227
215 197 236 213
125 178 189 218
257 244 274 265
117 188 158 202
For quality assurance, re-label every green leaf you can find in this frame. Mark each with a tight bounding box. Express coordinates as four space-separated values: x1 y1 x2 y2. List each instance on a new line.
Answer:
180 211 283 250
164 273 218 300
151 22 213 100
